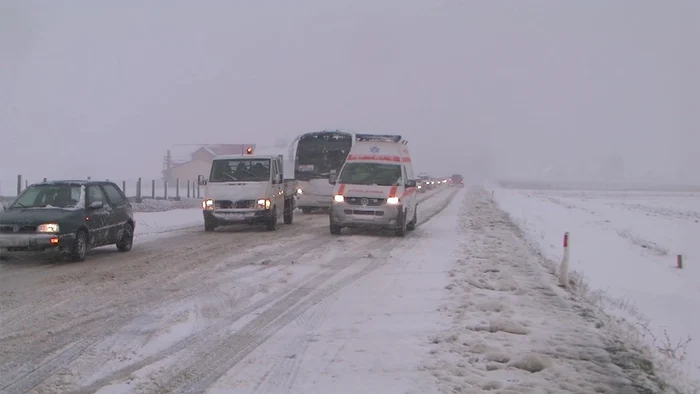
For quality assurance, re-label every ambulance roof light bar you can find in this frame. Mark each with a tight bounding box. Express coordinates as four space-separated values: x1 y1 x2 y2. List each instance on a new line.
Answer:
355 134 406 144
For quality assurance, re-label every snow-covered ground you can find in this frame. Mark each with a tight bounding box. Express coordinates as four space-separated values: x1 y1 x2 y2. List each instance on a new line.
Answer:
1 186 691 394
493 185 700 390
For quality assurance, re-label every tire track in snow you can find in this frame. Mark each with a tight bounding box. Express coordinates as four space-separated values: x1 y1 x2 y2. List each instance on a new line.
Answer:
66 189 453 394
0 217 330 394
206 188 462 394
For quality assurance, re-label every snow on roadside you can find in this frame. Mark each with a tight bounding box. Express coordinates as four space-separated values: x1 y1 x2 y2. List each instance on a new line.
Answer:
491 186 700 389
424 187 673 394
131 198 201 213
134 209 202 237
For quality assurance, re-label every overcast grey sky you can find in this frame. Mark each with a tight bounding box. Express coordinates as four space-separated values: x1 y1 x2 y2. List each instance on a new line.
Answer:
1 0 698 185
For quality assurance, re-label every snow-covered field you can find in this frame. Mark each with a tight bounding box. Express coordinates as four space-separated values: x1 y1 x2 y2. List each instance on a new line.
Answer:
493 184 700 391
0 186 692 393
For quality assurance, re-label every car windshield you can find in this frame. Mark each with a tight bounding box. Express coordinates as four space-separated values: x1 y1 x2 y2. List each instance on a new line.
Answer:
9 184 84 209
337 163 402 186
209 159 271 182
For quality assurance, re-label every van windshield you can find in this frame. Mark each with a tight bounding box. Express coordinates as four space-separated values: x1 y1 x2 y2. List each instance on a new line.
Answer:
337 163 402 186
209 159 271 182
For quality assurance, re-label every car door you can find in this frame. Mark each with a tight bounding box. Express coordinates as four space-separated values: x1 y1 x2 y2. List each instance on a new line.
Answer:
85 184 115 247
101 183 130 242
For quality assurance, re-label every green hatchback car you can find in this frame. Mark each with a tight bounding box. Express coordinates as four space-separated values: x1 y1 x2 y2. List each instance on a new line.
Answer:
0 180 135 262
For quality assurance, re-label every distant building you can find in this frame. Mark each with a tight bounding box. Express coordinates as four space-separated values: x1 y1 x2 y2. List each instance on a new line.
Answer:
162 144 256 183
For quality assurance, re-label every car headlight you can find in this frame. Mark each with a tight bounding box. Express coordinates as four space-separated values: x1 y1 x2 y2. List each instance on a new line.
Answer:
257 199 271 209
386 197 400 205
333 195 344 203
37 223 60 233
202 199 214 210
297 188 303 195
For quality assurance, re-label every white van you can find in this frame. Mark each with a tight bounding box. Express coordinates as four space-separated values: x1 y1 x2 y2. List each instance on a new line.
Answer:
328 134 418 237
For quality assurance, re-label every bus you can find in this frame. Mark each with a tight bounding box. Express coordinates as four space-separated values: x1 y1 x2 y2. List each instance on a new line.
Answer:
288 130 355 213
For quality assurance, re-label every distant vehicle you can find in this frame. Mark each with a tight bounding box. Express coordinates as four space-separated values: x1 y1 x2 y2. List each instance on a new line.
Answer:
0 180 134 262
450 174 464 186
329 134 418 237
288 130 355 213
200 147 297 231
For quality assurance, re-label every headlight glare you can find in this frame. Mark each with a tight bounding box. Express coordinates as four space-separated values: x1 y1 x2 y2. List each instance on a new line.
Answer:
37 223 60 233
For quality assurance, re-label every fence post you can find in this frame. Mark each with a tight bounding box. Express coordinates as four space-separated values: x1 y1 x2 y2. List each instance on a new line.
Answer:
164 180 168 200
176 179 180 199
25 180 28 188
43 177 47 182
136 178 142 203
197 180 200 199
677 255 683 269
187 180 191 198
122 180 126 193
151 180 155 199
558 232 570 287
17 175 22 196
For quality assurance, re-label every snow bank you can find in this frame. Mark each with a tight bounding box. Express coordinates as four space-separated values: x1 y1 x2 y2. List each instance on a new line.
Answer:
130 198 201 213
492 185 700 390
426 187 678 393
134 209 202 237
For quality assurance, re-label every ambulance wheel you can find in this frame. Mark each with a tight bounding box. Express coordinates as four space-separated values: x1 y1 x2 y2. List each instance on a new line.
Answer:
407 206 417 231
394 211 407 237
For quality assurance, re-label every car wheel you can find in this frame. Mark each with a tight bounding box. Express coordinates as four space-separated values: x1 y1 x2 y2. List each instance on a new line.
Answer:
71 230 88 262
116 223 134 252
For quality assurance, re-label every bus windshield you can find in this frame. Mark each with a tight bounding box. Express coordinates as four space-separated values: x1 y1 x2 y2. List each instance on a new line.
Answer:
295 132 352 181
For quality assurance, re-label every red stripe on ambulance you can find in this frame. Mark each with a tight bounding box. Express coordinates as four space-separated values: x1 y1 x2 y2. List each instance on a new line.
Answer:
337 184 346 195
347 154 401 162
388 186 398 197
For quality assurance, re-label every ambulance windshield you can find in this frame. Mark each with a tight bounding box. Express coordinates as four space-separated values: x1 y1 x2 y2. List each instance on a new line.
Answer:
337 163 402 186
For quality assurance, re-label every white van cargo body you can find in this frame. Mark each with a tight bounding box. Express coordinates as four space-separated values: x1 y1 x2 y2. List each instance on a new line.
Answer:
328 134 418 237
201 147 297 231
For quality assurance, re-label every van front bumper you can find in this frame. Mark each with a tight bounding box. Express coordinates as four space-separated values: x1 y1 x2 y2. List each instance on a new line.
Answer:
204 208 272 225
329 202 403 229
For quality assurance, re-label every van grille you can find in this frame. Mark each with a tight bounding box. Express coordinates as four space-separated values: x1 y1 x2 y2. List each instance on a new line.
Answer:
345 197 384 206
216 200 256 209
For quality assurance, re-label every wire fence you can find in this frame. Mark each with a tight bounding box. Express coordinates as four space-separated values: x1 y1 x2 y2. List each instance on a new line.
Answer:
0 175 203 202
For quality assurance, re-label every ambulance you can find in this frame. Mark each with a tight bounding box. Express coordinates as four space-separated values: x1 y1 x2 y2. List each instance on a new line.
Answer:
328 134 418 237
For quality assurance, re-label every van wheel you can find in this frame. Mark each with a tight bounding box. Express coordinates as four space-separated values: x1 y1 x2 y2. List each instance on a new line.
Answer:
266 209 278 231
284 200 294 224
395 210 407 237
71 230 89 262
330 224 342 235
407 206 417 231
301 208 312 214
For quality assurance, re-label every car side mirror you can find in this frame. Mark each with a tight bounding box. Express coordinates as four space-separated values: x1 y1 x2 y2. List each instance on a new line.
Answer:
198 175 207 186
89 201 103 209
275 174 283 184
328 173 337 184
405 179 417 188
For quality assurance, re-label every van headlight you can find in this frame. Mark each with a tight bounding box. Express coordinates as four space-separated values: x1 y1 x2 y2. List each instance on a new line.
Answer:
297 188 303 195
202 199 214 210
37 223 60 233
333 195 344 203
257 199 271 209
386 197 400 205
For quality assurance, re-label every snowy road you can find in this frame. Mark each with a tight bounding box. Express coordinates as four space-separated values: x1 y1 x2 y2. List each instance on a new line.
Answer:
0 187 455 394
0 186 671 394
